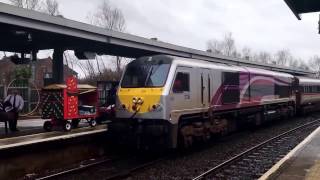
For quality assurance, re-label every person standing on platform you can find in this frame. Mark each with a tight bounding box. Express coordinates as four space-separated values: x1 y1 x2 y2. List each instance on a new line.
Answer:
4 90 24 131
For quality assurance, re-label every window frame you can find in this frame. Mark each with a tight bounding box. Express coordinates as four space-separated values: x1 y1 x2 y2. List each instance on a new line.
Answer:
120 62 172 88
172 71 190 94
221 71 240 104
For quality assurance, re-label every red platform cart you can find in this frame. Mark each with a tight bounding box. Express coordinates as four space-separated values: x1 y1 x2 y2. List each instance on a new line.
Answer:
41 77 98 131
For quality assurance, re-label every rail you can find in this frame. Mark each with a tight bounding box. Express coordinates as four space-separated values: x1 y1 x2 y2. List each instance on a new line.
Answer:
192 119 320 180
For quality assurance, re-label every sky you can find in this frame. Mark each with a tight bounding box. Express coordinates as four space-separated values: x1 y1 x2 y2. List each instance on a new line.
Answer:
1 0 320 61
56 0 320 60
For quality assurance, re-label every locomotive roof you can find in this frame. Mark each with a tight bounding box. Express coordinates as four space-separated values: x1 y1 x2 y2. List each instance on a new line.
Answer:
243 67 294 78
172 56 244 72
171 56 294 79
296 76 320 85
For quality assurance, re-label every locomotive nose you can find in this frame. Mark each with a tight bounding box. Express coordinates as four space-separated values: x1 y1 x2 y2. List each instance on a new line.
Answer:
131 97 144 111
118 88 163 114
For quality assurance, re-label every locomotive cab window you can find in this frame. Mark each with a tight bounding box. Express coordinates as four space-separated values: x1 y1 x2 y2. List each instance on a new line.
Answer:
121 58 171 88
173 72 190 93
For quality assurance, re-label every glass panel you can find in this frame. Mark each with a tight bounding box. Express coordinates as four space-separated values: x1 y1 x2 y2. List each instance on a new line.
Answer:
121 62 171 88
146 64 171 87
223 72 239 85
173 72 190 93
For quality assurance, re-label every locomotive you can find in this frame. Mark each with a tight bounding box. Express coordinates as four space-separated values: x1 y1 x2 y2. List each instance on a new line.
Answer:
110 55 320 149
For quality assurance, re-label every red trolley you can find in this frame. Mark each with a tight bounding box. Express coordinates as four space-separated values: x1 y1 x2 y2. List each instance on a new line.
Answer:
41 77 98 131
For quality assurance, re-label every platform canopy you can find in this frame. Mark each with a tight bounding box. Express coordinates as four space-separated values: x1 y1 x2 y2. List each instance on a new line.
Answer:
284 0 320 20
0 2 314 77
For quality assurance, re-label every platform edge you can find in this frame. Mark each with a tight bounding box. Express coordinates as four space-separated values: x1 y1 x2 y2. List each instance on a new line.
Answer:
259 126 320 180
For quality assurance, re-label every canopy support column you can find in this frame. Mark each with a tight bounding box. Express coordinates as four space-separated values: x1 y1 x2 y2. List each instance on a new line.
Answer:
52 49 64 84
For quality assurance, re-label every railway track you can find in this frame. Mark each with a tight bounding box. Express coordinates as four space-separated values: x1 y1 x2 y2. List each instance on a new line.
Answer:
35 158 113 180
192 119 320 180
34 154 164 180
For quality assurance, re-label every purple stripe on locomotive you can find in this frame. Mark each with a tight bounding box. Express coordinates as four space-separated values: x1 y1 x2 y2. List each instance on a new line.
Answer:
210 71 292 112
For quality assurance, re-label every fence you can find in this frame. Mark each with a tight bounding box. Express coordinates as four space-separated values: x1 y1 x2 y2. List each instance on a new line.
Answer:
2 79 40 115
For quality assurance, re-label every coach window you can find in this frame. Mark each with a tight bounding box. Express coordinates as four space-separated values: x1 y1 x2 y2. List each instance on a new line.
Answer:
173 72 190 93
222 72 240 104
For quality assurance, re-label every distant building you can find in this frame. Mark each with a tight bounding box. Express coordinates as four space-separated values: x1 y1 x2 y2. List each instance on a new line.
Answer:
0 56 77 88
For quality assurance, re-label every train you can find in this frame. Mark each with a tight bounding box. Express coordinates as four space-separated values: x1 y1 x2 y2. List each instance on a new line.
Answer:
109 55 320 149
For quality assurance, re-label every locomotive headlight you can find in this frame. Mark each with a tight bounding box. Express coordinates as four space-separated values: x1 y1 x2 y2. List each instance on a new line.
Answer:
151 104 162 112
152 104 157 110
137 98 144 105
132 97 138 104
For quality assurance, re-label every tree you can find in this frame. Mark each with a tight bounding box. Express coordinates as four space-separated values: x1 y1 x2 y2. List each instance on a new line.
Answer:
206 32 238 58
87 0 127 80
257 51 272 64
299 61 310 71
222 32 236 57
207 39 224 55
88 0 126 32
275 49 292 66
9 0 40 10
288 58 299 68
9 0 60 16
42 0 60 16
309 55 320 77
241 47 252 60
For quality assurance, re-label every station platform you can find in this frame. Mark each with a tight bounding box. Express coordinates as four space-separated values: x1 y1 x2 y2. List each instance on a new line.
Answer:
0 118 44 139
261 127 320 180
0 118 108 179
0 118 108 150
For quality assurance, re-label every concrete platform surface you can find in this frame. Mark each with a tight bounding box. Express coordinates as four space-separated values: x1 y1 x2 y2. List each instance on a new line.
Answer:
0 124 107 150
0 118 108 139
260 127 320 180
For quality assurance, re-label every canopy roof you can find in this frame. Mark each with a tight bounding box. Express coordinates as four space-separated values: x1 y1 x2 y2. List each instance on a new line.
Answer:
284 0 320 19
0 3 314 75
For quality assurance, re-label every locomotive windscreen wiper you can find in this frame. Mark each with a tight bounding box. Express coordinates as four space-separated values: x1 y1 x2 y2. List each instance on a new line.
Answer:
144 66 154 87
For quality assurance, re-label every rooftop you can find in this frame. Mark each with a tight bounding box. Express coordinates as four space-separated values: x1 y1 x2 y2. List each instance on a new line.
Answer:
284 0 320 20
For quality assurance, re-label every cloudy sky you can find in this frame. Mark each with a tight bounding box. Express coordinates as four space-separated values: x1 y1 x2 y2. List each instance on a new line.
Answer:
1 0 320 60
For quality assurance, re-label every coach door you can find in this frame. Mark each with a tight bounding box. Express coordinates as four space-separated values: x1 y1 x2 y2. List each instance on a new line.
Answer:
201 69 211 107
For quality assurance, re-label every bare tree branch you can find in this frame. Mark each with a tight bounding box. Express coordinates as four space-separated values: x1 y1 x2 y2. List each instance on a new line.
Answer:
207 32 238 58
222 32 236 57
241 47 252 60
9 0 60 16
257 51 272 63
89 0 126 32
86 0 127 81
275 49 292 66
42 0 59 16
9 0 40 10
207 39 223 55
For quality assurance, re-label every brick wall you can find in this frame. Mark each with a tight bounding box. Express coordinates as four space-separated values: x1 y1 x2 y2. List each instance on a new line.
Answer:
0 57 77 88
